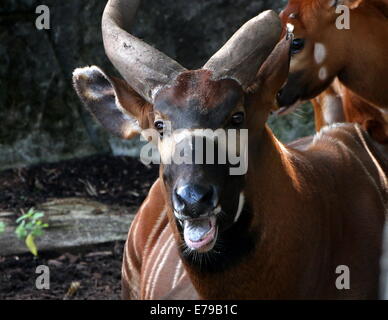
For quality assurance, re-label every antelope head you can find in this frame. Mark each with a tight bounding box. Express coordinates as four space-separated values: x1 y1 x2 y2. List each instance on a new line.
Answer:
73 0 291 268
277 0 365 110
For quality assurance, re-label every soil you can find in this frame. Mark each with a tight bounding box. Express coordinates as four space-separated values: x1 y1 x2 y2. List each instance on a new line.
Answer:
0 242 125 300
0 154 159 300
0 154 158 212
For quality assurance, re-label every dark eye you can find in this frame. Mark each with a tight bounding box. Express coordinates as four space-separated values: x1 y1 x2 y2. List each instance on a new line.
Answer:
291 38 305 54
231 112 244 125
154 120 165 136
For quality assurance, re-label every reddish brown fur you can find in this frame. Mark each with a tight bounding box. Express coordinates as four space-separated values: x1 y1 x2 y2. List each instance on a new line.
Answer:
312 82 388 144
159 70 236 110
342 90 388 144
121 39 388 299
112 76 154 131
279 0 388 109
122 123 387 300
73 2 388 300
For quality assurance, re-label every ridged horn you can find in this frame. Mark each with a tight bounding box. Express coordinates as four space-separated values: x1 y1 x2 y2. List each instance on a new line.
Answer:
203 10 282 90
102 0 187 102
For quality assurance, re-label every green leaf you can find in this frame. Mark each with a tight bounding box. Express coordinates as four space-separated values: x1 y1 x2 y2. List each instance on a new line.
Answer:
32 212 44 220
15 209 48 256
16 215 25 223
15 224 27 239
25 234 38 256
25 222 34 231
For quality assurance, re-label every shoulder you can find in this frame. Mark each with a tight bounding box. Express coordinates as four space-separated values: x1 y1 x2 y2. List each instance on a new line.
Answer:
312 123 388 191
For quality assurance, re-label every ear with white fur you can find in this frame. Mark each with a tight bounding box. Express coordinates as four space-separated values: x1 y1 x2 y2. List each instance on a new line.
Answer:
72 66 151 139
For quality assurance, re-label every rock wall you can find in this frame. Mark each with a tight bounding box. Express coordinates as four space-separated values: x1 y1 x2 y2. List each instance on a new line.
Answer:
0 0 312 170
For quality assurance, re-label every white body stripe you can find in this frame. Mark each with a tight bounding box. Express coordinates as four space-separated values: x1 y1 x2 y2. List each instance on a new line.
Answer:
172 260 183 289
145 230 172 299
150 234 175 299
142 208 168 299
143 208 167 261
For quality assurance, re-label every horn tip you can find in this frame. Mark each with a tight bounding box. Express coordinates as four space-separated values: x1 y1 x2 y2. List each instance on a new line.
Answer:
258 9 277 17
256 10 281 27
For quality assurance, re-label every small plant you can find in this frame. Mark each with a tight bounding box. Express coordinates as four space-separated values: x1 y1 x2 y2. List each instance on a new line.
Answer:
15 208 49 256
0 221 5 233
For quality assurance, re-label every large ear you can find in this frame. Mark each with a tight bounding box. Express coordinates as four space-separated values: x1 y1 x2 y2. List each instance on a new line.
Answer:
72 66 152 139
248 35 292 99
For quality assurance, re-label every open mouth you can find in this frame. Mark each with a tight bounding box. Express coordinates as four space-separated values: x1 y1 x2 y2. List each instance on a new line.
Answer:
182 216 218 253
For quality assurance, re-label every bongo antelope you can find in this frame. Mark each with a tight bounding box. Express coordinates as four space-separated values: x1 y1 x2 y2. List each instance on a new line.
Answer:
277 0 388 111
73 0 388 299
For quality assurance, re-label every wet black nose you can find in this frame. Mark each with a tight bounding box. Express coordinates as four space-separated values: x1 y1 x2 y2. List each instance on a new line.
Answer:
173 184 218 218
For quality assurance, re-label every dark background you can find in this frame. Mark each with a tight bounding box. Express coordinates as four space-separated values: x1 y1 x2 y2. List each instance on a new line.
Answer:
0 0 313 170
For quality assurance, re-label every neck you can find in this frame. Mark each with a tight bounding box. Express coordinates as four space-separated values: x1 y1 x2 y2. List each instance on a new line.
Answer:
179 127 322 299
338 6 388 107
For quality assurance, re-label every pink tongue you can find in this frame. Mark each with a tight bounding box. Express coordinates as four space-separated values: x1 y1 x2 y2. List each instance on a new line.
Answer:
184 218 212 243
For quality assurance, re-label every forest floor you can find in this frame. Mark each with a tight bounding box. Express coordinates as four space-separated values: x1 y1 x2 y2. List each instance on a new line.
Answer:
0 154 158 300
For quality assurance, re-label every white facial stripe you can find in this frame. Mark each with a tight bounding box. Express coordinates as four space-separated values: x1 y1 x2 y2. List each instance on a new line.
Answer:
159 130 203 161
159 128 245 164
319 67 328 81
174 130 192 144
159 136 176 164
314 43 327 65
234 192 245 223
286 23 295 33
176 129 224 142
